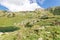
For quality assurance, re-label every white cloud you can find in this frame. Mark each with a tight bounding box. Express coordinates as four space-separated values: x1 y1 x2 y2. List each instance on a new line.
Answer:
0 0 42 12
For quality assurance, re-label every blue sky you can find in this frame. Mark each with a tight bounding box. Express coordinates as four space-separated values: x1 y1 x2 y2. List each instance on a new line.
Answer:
0 4 8 10
37 0 60 8
0 0 60 10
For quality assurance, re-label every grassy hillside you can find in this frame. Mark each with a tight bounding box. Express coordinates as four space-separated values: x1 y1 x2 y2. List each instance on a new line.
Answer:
0 7 60 40
46 6 60 15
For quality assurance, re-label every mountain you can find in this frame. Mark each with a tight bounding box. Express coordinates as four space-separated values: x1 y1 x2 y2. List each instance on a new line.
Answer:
0 6 60 40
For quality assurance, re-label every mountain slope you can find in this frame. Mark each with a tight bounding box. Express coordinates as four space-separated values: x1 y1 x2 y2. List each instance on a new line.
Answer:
0 6 60 40
46 6 60 15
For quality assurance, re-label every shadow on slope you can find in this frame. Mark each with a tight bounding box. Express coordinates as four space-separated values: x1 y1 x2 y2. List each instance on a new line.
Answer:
0 26 20 32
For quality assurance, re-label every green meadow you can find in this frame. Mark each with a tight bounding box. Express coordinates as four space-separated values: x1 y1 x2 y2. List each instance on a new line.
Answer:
0 7 60 40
